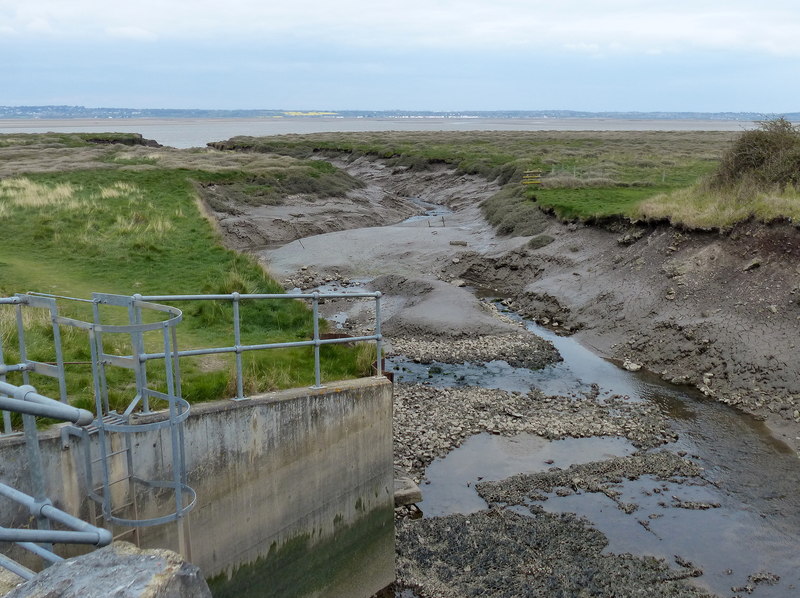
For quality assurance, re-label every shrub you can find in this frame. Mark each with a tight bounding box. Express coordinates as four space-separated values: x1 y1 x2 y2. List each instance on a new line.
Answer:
711 117 800 191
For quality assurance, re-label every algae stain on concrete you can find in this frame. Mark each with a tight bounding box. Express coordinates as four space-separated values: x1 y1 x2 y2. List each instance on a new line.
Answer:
207 505 394 598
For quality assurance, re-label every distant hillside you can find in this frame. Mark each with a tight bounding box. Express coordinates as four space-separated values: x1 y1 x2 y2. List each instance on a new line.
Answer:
1 105 797 121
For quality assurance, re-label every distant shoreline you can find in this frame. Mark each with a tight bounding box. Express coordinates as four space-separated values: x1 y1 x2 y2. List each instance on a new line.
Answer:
0 117 756 149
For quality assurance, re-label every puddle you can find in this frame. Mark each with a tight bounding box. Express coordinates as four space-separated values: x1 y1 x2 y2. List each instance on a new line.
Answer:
420 433 636 517
539 476 799 597
410 301 800 597
400 197 452 224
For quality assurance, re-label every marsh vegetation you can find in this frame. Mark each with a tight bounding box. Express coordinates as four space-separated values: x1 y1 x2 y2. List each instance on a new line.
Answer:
0 133 372 422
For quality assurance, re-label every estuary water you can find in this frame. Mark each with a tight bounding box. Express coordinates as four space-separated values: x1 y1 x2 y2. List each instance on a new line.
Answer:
0 117 754 149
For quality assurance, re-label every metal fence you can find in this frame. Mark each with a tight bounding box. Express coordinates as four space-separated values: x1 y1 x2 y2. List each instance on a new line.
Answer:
1 289 383 434
137 290 384 400
0 289 383 574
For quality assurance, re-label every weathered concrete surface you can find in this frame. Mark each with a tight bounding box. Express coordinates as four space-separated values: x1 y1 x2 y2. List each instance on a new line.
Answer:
0 570 22 596
4 542 210 598
0 377 394 598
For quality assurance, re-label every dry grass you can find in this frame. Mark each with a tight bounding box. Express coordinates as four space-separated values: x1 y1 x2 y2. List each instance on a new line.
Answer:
0 178 81 209
637 181 800 229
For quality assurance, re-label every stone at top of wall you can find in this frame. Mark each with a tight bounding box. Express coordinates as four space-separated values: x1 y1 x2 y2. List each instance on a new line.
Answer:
3 541 211 598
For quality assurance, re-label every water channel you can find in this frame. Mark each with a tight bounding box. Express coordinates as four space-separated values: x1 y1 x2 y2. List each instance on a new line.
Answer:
387 303 800 597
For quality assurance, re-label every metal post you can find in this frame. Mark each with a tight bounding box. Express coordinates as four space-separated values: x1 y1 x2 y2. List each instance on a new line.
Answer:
15 304 29 387
375 293 383 378
0 332 10 435
232 293 244 400
163 322 187 558
22 413 53 555
129 296 148 415
48 302 68 404
89 325 112 522
312 293 322 389
91 301 110 415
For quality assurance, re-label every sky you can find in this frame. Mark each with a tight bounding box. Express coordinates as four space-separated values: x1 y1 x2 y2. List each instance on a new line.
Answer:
1 0 799 113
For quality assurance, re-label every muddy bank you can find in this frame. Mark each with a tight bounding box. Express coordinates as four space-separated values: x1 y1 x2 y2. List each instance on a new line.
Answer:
442 220 800 452
249 154 800 451
198 156 499 251
204 147 800 596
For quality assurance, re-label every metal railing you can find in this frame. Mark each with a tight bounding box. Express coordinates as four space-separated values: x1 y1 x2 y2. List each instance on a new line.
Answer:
0 288 384 573
0 380 111 581
137 291 383 399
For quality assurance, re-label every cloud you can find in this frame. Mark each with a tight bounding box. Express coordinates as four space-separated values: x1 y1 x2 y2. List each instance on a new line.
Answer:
105 26 157 41
3 0 800 57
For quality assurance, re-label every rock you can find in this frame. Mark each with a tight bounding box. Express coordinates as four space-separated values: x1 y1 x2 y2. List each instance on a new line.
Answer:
743 258 761 271
5 542 211 598
394 467 423 507
623 359 642 372
450 279 467 287
452 258 461 264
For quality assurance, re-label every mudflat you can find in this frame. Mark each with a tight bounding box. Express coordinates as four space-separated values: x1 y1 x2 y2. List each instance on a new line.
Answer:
207 152 800 596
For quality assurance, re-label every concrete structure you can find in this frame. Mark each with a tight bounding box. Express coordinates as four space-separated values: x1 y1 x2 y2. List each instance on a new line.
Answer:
0 377 394 598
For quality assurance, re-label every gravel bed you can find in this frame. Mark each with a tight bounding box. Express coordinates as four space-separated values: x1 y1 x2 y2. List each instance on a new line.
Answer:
394 384 677 481
477 451 705 509
388 333 561 370
395 509 713 598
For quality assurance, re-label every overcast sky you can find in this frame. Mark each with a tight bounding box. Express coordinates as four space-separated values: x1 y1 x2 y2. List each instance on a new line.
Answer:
2 0 798 112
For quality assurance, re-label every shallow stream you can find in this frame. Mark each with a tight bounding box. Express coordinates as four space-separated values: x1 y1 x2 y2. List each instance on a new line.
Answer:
388 303 800 597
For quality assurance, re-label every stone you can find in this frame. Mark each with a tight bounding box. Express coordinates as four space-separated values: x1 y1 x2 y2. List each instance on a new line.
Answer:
743 258 761 272
623 359 642 372
394 467 423 507
5 542 211 598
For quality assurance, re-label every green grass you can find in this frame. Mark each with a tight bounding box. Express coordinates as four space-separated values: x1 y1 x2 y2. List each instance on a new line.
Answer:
637 119 800 229
212 130 735 229
0 135 372 423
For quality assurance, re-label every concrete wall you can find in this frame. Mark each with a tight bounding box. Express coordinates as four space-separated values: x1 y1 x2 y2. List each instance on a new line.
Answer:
0 377 395 598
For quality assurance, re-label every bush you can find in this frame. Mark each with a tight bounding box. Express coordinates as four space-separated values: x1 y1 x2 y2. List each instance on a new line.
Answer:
712 117 800 191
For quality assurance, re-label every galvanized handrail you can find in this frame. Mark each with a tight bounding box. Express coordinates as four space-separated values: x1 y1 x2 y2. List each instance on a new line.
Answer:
136 290 384 399
0 288 383 572
0 380 111 581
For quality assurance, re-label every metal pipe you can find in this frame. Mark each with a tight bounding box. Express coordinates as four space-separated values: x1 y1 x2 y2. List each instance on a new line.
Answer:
139 292 381 301
140 334 381 361
0 485 113 547
312 293 321 388
0 528 107 545
232 293 244 400
0 553 35 581
375 293 383 378
15 541 65 564
0 395 93 426
0 382 93 425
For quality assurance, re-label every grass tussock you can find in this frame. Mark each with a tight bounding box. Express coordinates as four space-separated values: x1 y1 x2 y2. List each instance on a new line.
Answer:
638 182 800 229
